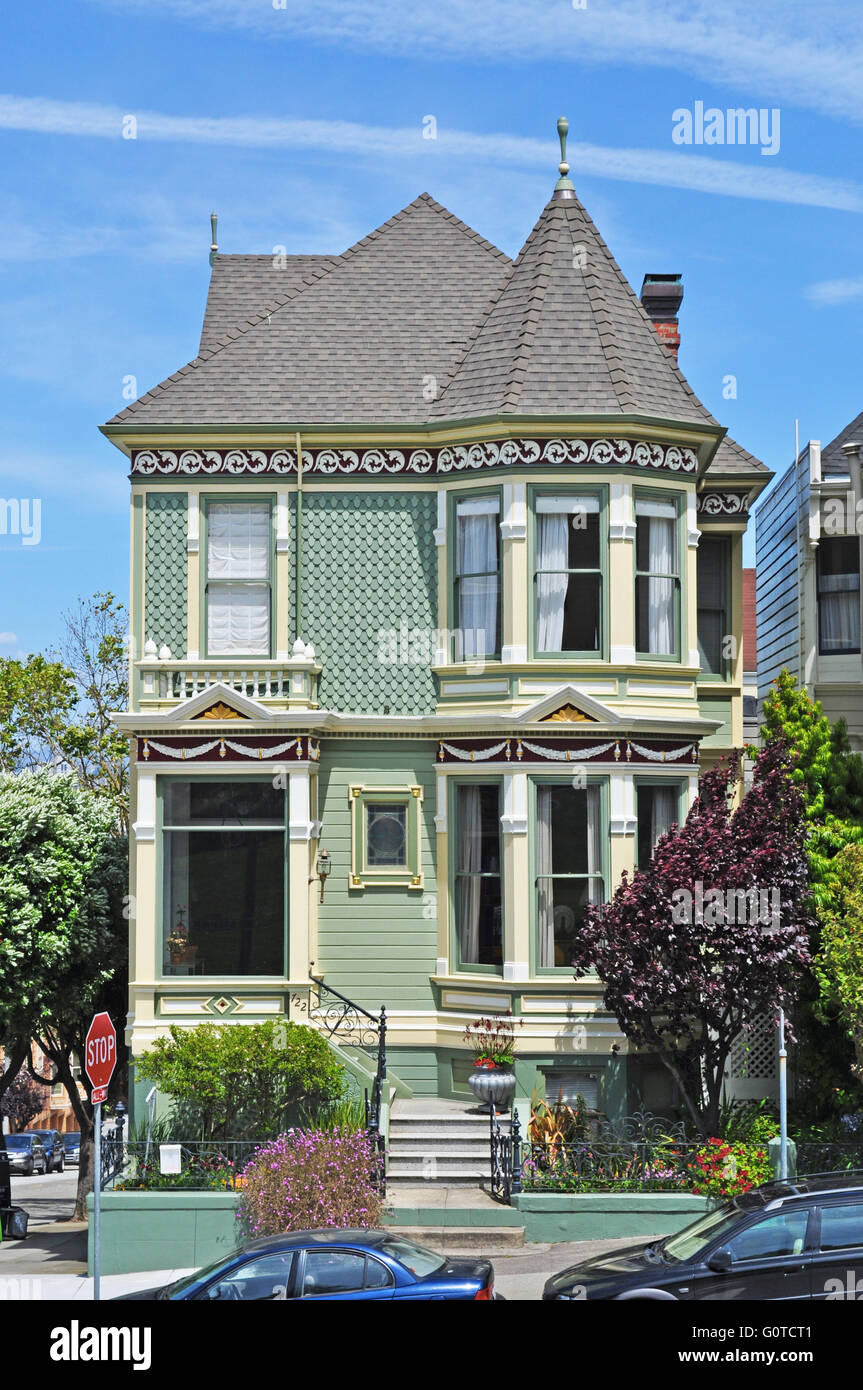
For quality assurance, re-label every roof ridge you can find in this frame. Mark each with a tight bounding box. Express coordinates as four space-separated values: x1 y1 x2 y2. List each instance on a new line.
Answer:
110 195 510 426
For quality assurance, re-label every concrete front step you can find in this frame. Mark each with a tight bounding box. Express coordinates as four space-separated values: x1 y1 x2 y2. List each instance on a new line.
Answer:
390 1141 493 1157
389 1126 503 1142
392 1225 524 1252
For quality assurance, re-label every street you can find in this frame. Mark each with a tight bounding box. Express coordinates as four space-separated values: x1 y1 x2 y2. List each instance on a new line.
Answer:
7 1166 79 1227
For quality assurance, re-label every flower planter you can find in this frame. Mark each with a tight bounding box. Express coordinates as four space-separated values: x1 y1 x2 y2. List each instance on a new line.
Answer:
468 1066 516 1113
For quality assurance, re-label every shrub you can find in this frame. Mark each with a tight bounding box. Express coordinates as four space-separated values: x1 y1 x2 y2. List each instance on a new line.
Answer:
136 1021 346 1140
237 1128 385 1236
688 1138 770 1199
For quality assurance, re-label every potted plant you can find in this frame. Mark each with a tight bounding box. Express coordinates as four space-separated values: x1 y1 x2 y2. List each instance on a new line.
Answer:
463 1014 522 1113
167 906 191 966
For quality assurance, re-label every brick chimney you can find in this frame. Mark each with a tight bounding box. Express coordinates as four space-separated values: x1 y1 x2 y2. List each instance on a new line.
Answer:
640 274 683 359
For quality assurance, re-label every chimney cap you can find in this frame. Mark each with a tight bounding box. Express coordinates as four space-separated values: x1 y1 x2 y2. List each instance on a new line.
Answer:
640 274 684 320
841 440 863 459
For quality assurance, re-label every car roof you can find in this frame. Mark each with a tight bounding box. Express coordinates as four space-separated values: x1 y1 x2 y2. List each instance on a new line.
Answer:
761 1173 863 1206
241 1229 392 1255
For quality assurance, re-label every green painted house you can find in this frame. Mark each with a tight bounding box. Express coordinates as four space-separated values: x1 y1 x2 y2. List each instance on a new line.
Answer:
104 125 771 1121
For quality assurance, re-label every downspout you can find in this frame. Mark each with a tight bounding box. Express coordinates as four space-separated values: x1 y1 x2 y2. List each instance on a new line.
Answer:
295 430 303 640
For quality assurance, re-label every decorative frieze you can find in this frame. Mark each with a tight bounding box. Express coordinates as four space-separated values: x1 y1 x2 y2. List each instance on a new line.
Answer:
131 438 699 478
697 492 749 517
436 737 699 765
138 735 320 763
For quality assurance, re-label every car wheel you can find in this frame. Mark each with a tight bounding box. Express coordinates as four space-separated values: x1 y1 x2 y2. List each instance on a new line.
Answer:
26 1160 34 1176
57 1156 64 1173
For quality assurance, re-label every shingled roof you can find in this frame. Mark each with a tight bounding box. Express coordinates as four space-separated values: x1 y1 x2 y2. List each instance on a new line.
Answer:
820 409 863 477
104 188 767 477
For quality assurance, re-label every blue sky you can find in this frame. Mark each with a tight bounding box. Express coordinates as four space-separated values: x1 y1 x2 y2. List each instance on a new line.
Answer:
1 0 862 656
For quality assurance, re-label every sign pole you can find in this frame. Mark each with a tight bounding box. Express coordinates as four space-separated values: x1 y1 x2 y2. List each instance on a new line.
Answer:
93 1100 102 1301
778 1007 788 1180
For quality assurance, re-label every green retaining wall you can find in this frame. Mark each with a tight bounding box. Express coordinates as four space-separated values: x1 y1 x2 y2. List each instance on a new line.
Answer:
87 1191 241 1276
513 1192 711 1243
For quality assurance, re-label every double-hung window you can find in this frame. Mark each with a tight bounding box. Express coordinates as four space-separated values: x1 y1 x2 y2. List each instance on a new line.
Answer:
697 536 730 675
635 495 680 657
454 783 502 969
206 500 272 657
636 781 683 867
534 493 602 654
817 537 861 655
453 495 500 661
535 783 604 969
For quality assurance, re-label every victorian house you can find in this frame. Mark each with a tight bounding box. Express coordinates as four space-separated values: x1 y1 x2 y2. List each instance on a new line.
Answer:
105 124 769 1123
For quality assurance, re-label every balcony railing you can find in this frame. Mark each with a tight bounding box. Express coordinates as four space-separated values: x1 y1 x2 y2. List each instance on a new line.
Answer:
137 642 320 707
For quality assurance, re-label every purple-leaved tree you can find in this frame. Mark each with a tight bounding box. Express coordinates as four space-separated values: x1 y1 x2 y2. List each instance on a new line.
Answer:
572 741 814 1135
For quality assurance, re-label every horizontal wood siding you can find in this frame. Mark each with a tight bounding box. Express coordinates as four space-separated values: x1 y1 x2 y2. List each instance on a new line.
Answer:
316 740 438 1013
755 459 807 701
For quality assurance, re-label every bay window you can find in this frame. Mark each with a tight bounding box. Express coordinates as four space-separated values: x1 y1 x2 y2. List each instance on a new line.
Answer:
534 493 602 654
161 779 286 977
635 494 680 657
453 495 500 661
535 783 604 969
817 537 861 655
454 782 503 969
205 500 272 657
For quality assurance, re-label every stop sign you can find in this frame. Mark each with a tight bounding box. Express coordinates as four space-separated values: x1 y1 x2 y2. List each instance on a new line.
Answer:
85 1012 117 1104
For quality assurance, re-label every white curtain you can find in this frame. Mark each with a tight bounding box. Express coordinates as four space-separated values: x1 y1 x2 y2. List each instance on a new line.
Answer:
650 786 677 852
458 786 482 964
536 513 569 652
586 785 603 905
536 786 555 967
638 498 676 655
456 499 498 660
207 503 270 655
820 575 860 652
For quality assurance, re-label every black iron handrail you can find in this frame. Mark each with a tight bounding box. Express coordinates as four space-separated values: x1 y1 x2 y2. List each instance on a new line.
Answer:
309 972 387 1193
489 1106 522 1203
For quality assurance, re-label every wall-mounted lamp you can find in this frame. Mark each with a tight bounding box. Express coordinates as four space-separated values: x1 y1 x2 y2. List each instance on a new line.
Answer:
316 848 331 903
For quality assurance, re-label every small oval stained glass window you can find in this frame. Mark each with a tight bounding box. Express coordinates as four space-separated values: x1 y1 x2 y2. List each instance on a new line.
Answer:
366 804 407 867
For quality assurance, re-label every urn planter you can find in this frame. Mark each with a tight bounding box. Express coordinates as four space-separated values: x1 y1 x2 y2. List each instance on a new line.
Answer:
467 1066 516 1113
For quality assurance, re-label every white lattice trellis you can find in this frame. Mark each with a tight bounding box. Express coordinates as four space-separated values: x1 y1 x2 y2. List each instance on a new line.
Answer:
729 1017 777 1080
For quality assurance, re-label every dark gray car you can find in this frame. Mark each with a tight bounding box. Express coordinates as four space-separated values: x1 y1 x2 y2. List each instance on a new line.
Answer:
4 1134 48 1176
27 1130 65 1173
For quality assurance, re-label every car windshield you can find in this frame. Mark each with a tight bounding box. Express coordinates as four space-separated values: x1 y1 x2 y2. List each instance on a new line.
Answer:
381 1236 447 1278
163 1248 249 1298
4 1137 32 1150
662 1200 762 1263
64 1134 80 1145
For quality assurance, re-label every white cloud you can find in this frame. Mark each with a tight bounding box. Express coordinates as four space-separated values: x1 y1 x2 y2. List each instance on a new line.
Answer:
805 276 863 306
0 95 860 212
83 0 863 127
0 632 19 646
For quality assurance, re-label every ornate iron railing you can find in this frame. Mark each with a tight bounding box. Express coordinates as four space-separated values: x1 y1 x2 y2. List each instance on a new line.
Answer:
796 1142 863 1175
102 1140 266 1191
309 973 387 1192
99 1119 128 1190
489 1107 522 1203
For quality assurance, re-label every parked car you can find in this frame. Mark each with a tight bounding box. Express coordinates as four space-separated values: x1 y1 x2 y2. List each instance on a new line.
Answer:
116 1229 496 1301
63 1132 81 1165
543 1173 863 1301
26 1130 65 1173
3 1134 48 1176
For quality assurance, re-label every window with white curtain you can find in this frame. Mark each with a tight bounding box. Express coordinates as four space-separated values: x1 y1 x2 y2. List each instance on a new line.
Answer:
534 493 602 654
635 495 680 656
817 537 861 655
454 495 500 661
636 781 682 867
535 783 604 969
454 783 502 969
206 501 272 657
697 536 730 675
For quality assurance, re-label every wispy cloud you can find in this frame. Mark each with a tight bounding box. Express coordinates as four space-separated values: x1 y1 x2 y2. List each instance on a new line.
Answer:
0 632 19 646
805 276 863 306
84 0 863 127
0 95 861 212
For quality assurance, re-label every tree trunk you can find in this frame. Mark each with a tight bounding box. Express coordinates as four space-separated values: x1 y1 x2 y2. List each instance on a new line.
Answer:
657 1050 708 1138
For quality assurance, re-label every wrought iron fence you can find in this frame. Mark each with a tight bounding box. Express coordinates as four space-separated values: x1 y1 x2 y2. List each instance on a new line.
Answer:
309 972 387 1193
102 1139 268 1191
520 1138 705 1193
489 1108 522 1202
796 1143 863 1175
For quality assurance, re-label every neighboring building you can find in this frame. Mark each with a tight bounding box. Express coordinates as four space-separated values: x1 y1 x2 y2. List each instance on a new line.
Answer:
742 567 759 778
0 1045 84 1134
756 412 863 747
104 126 770 1122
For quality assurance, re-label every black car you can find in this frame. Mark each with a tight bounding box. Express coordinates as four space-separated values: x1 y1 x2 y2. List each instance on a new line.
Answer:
3 1134 48 1176
544 1174 863 1301
63 1132 81 1165
26 1130 65 1173
116 1229 496 1301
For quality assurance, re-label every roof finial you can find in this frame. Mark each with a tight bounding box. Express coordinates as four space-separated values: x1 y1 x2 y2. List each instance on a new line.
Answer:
209 212 218 266
553 116 576 199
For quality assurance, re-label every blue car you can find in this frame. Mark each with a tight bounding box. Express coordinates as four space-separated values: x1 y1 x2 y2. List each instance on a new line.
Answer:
116 1229 496 1301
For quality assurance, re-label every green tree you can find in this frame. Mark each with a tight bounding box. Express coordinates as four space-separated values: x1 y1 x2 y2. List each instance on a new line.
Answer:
0 771 127 1217
0 592 129 830
817 842 863 1080
136 1021 347 1141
